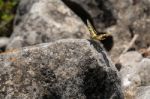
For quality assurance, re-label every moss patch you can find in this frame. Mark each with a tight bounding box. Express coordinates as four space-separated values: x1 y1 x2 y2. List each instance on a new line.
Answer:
0 0 19 37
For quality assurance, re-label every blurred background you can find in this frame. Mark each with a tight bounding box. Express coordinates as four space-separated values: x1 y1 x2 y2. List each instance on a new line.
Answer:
0 0 19 37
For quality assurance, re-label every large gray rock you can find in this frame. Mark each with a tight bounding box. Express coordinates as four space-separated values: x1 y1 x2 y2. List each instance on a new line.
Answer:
7 0 88 49
0 39 123 99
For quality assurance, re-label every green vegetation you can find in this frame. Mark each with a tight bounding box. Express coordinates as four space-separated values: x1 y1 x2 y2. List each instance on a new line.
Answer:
0 0 19 37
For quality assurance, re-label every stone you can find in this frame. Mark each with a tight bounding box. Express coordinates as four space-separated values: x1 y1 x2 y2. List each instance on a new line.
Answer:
118 51 150 98
138 58 150 86
7 0 89 49
0 39 123 99
135 86 150 99
119 51 142 93
118 51 143 68
0 37 9 50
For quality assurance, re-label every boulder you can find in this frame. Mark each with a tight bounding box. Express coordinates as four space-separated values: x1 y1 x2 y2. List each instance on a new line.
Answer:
7 0 88 49
0 39 123 99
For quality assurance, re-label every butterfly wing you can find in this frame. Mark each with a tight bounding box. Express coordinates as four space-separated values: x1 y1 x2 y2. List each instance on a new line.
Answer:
87 20 97 38
87 20 111 40
96 33 111 40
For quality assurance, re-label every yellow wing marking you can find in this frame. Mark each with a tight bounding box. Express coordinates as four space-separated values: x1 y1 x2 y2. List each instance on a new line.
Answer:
87 20 111 40
87 20 97 39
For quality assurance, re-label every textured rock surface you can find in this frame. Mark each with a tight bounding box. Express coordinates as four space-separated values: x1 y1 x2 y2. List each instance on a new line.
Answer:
135 86 150 99
0 39 123 99
7 0 88 49
119 51 142 91
118 51 150 98
119 51 143 69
